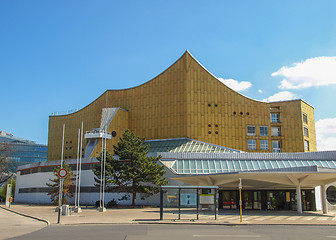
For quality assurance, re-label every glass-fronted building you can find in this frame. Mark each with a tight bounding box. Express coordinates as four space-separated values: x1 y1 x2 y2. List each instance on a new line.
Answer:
0 131 47 172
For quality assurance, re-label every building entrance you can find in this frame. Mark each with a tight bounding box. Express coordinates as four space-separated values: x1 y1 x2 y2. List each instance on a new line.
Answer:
219 189 315 211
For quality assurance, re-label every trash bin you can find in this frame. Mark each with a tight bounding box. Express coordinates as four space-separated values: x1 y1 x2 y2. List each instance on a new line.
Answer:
62 205 70 216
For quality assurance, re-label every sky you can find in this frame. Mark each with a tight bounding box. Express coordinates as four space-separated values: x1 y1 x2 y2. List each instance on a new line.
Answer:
1 0 336 150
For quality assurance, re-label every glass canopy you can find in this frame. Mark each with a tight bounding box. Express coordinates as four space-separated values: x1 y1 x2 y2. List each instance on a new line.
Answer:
171 159 336 174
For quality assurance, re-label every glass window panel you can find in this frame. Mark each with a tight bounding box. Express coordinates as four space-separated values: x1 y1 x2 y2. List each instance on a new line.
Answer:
314 161 323 167
283 160 291 168
271 161 279 168
241 161 248 170
320 161 329 168
260 140 269 150
184 160 190 170
234 161 241 171
221 160 228 171
248 139 256 150
259 161 266 169
247 125 256 135
246 161 253 170
196 160 202 170
302 160 310 166
265 161 272 169
271 113 280 123
209 160 215 171
271 127 281 136
215 161 221 171
329 161 336 168
296 161 303 167
177 161 183 173
252 160 260 170
227 160 235 171
303 113 308 124
190 160 196 171
203 160 209 170
259 126 268 136
290 161 297 167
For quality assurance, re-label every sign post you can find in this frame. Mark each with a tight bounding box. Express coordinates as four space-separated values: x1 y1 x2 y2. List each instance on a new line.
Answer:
239 178 243 222
57 168 67 224
5 184 12 207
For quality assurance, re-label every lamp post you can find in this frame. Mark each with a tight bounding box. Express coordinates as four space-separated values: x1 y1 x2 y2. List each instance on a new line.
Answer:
239 178 243 223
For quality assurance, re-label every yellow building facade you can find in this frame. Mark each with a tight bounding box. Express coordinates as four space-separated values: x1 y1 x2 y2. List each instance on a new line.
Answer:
47 51 316 161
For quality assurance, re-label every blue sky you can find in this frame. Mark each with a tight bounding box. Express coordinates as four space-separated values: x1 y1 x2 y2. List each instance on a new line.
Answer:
1 1 336 150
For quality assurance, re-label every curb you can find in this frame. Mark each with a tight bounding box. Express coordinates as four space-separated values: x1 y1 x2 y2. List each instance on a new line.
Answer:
0 205 50 226
135 221 336 226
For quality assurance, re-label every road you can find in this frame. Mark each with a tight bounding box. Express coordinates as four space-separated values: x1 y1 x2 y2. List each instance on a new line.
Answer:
7 224 336 240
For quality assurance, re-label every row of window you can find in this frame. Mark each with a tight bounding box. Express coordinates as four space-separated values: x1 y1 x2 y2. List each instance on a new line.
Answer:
247 126 281 137
248 140 281 152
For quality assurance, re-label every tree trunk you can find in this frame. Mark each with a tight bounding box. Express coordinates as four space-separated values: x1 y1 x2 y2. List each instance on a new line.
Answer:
132 192 136 206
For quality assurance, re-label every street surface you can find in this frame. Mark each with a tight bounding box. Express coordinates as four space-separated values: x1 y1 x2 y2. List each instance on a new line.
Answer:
7 224 336 240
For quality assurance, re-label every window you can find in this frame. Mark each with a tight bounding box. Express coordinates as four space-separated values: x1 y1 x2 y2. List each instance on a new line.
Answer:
247 125 256 136
303 113 308 124
304 127 309 137
271 127 281 136
271 113 280 123
260 140 269 150
272 140 281 152
248 139 256 150
260 126 268 136
304 140 309 151
327 186 336 205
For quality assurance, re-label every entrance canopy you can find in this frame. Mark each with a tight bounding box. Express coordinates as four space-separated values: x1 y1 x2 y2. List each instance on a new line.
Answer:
171 166 336 189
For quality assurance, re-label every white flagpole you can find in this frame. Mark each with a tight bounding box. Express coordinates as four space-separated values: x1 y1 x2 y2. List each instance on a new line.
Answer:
99 133 103 208
77 122 83 208
103 129 107 208
75 128 80 208
58 123 65 224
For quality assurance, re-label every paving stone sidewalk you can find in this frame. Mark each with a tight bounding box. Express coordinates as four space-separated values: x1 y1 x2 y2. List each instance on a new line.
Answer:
4 204 336 226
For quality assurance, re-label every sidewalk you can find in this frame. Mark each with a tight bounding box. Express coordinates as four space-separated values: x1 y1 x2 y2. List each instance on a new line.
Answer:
4 204 336 226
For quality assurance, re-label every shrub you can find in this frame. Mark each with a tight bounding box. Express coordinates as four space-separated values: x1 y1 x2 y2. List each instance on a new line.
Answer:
106 199 118 208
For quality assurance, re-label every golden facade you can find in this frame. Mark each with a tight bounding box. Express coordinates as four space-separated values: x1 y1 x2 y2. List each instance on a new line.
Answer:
47 51 317 161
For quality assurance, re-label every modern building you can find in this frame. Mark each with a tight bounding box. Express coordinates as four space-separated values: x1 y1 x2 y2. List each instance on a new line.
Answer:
47 51 316 162
14 51 336 214
0 131 47 172
14 138 336 213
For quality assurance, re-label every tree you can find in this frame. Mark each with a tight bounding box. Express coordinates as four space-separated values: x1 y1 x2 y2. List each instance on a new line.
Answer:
0 179 15 202
0 143 14 185
46 163 75 205
93 130 168 206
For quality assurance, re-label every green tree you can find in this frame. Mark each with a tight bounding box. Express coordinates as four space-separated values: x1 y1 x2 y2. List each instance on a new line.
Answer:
0 178 15 202
46 163 75 205
93 130 168 206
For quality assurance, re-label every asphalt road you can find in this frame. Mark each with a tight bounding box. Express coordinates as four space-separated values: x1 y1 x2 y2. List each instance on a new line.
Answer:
7 224 336 240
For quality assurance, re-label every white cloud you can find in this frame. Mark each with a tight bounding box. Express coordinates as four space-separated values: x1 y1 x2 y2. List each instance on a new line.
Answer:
218 78 252 91
272 56 336 89
316 118 336 151
258 89 263 93
262 91 298 102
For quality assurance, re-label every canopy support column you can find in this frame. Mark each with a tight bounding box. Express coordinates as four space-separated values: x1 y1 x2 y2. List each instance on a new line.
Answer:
296 185 302 214
321 185 328 214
